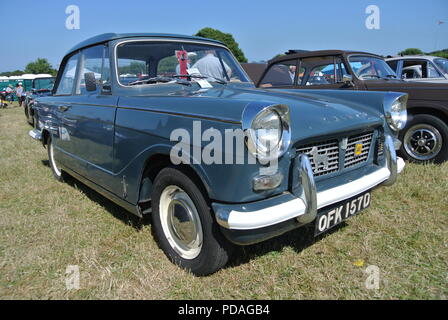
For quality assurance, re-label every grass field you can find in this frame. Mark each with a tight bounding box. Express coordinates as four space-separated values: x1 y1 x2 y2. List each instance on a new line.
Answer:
0 104 447 299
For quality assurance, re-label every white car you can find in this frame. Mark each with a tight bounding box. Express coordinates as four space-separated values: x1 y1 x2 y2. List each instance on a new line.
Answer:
386 55 448 83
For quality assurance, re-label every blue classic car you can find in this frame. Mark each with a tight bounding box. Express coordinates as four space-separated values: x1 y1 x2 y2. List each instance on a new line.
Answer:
29 33 406 275
24 76 55 125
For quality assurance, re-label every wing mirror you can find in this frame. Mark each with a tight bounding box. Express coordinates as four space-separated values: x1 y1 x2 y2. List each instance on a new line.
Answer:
84 72 97 92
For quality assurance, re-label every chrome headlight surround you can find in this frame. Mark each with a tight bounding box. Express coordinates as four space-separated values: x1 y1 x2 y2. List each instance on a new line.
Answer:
242 103 291 162
383 93 408 131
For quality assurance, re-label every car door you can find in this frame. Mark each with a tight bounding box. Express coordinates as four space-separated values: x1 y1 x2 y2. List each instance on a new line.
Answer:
60 44 118 189
48 52 80 171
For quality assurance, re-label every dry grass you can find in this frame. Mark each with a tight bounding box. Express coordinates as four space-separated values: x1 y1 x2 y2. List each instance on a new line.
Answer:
0 105 447 299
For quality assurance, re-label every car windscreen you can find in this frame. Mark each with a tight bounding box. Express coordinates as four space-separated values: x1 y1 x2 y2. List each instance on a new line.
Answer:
434 58 448 74
348 55 397 80
116 41 250 86
34 77 55 90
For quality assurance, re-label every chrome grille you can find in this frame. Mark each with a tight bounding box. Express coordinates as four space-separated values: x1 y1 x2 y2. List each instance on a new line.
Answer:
297 139 339 176
377 138 384 156
344 131 374 168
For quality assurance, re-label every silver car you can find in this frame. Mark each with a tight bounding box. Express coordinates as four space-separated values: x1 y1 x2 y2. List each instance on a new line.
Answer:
386 55 448 83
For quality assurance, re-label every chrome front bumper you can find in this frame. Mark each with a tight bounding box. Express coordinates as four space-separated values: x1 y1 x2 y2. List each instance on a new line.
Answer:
28 129 42 141
213 135 405 231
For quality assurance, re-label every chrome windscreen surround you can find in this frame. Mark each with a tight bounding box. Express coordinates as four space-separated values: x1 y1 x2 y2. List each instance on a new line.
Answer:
242 103 291 162
383 92 408 131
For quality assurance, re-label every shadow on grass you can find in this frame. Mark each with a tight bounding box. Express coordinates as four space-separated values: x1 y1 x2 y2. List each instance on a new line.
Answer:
41 158 348 269
227 222 348 269
59 172 150 231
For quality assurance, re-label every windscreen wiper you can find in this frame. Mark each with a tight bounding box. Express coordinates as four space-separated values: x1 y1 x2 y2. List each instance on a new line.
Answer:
128 76 191 86
172 74 227 85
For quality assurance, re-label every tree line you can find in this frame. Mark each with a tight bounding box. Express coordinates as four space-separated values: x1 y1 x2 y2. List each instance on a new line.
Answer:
0 58 57 77
1 28 446 76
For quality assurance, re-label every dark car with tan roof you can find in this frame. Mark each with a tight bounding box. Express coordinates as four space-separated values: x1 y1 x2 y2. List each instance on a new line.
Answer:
256 50 448 163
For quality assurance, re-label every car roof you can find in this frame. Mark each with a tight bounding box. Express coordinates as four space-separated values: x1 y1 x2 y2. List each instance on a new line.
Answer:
269 50 383 64
66 33 225 56
386 55 442 61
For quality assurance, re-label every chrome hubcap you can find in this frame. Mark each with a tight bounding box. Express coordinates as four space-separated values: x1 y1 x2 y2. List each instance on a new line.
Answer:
49 142 62 177
159 186 203 260
404 124 442 161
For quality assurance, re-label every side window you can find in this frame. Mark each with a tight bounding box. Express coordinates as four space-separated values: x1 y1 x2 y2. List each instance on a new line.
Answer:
299 56 346 86
427 62 443 78
307 63 336 85
259 59 298 87
55 53 79 95
386 60 399 73
77 45 110 95
400 60 443 79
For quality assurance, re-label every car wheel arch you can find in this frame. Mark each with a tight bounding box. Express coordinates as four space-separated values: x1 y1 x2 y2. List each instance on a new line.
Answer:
137 153 214 213
406 106 448 125
41 129 51 147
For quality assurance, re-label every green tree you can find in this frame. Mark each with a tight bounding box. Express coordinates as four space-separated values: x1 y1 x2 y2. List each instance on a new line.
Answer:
429 49 448 59
398 48 424 56
272 53 285 60
0 70 24 77
195 27 248 63
24 58 57 76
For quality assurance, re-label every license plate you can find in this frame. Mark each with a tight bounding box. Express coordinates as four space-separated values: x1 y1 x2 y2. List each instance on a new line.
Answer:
314 191 371 236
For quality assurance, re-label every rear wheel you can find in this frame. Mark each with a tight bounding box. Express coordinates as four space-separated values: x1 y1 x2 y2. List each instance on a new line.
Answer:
151 167 232 276
47 137 65 181
399 114 448 164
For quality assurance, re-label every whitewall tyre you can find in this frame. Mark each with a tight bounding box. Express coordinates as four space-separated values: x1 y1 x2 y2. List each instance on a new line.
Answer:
151 167 232 276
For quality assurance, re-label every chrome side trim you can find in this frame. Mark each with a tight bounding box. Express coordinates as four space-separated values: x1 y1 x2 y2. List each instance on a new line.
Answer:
296 154 317 224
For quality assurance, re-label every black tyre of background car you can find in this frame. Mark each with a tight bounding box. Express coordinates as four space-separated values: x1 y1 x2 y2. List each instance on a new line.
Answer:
399 114 448 164
151 167 232 276
47 136 66 181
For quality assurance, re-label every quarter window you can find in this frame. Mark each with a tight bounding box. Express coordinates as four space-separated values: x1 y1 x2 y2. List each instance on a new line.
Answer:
78 45 110 95
55 53 79 95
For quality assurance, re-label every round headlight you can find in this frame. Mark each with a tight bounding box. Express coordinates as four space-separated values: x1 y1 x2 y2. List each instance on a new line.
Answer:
242 103 291 162
251 109 282 154
385 94 408 131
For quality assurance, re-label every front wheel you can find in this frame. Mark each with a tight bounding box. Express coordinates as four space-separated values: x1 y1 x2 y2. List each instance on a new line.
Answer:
399 114 448 164
151 167 232 276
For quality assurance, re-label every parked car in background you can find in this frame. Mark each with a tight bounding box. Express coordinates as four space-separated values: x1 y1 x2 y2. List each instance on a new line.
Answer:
241 62 267 84
24 76 55 125
30 34 405 275
257 50 448 163
386 55 448 83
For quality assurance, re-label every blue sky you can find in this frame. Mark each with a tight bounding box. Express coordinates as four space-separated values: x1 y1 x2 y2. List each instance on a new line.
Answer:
0 0 447 71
